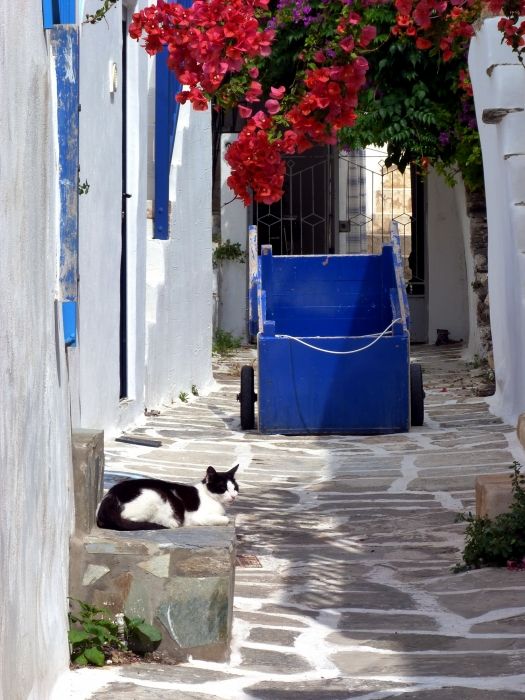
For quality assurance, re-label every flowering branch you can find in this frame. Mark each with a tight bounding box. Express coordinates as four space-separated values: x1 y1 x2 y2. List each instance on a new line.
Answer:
130 0 525 204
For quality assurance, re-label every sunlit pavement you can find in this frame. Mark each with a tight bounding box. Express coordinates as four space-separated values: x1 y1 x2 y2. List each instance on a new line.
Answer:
63 345 525 700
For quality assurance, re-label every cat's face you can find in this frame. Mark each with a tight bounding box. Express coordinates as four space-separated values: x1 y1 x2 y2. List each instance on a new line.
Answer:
204 465 239 505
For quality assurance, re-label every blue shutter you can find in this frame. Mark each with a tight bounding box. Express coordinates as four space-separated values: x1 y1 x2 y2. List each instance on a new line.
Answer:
42 0 75 28
58 0 75 23
153 0 193 239
50 26 80 345
154 49 181 239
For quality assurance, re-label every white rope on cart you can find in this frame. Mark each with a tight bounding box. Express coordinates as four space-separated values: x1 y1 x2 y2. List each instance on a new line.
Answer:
277 318 403 355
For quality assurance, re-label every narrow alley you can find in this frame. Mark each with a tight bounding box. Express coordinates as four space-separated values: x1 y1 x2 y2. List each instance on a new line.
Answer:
67 345 525 699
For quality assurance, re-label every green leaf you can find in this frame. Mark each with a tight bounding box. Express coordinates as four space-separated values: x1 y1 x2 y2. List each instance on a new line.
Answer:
127 621 162 653
125 616 145 629
135 622 162 643
73 653 88 666
68 629 92 644
83 623 114 642
84 646 106 667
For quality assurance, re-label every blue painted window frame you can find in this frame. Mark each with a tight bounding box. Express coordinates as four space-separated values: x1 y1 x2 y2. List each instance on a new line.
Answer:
50 25 80 346
42 0 75 28
154 50 181 239
153 0 193 239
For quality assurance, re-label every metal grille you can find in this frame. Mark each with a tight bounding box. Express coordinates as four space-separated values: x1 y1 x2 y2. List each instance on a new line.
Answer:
252 145 424 296
338 148 425 295
254 147 333 255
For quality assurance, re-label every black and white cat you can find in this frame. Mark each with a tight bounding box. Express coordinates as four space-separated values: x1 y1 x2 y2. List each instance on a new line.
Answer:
96 465 239 531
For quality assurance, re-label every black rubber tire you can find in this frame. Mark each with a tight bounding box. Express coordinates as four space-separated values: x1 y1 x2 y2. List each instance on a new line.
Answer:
410 362 425 427
240 365 256 430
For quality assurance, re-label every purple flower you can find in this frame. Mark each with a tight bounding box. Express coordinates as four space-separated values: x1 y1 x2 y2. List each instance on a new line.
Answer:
438 131 450 146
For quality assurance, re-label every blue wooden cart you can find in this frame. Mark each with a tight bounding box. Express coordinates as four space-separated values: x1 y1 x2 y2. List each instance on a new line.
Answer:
238 224 424 434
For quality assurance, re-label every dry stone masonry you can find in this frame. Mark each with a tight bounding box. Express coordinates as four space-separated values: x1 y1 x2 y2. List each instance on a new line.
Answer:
69 430 236 663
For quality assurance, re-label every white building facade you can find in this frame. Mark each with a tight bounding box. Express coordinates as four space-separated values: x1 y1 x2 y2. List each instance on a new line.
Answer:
469 18 525 427
1 1 214 697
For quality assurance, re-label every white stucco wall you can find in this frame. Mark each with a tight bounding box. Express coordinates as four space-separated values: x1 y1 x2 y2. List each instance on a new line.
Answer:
76 1 149 436
0 5 73 698
145 99 214 408
469 19 525 424
76 3 212 430
218 134 250 342
426 171 469 347
454 181 484 358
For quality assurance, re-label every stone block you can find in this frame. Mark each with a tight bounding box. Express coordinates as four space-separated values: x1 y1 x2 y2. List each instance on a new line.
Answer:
70 524 236 663
475 473 513 519
72 429 104 535
68 431 235 662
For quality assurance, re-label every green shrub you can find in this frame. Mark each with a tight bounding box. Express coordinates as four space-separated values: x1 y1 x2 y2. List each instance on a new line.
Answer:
454 462 525 571
213 329 241 355
212 240 245 268
68 599 161 666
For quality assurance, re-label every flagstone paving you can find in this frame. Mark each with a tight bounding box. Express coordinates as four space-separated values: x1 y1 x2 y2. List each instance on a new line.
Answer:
64 345 525 699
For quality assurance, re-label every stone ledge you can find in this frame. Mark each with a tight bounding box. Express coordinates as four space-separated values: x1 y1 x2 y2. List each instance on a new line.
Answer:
69 428 236 663
72 429 104 536
70 524 236 663
475 473 513 519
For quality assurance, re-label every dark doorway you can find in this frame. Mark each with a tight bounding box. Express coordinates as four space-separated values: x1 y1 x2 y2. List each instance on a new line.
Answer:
253 146 334 255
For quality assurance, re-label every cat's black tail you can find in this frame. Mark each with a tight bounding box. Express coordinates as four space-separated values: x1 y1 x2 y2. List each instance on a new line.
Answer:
96 492 167 531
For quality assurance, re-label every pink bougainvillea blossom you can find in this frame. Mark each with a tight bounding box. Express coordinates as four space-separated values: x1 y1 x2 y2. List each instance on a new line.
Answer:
131 0 525 205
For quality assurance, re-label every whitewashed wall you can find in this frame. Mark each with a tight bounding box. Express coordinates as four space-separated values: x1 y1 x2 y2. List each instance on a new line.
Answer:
454 181 484 358
145 99 214 408
0 4 73 698
217 134 249 342
75 3 213 430
469 19 525 424
426 171 470 347
76 1 149 435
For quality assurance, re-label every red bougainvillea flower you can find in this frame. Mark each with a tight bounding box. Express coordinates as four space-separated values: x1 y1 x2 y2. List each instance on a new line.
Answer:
225 122 286 205
339 36 355 53
415 36 433 49
176 87 208 110
458 68 473 96
131 0 525 205
238 104 253 118
129 0 276 109
265 98 281 115
245 81 263 103
396 14 411 27
270 85 286 100
359 25 377 47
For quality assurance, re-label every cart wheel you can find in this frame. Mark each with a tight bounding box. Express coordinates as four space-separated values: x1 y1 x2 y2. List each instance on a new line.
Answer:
238 365 256 430
410 363 425 427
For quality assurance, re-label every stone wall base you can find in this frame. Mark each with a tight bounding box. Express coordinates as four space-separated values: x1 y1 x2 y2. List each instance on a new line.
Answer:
70 525 236 662
69 429 236 663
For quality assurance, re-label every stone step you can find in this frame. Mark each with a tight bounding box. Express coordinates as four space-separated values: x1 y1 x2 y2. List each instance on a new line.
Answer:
70 524 236 662
69 429 235 663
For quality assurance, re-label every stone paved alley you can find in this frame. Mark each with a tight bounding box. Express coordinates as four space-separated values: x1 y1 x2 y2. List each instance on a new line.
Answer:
64 345 525 699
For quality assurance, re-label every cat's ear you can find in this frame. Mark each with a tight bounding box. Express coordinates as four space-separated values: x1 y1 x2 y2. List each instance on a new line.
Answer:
206 466 217 482
230 464 239 476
